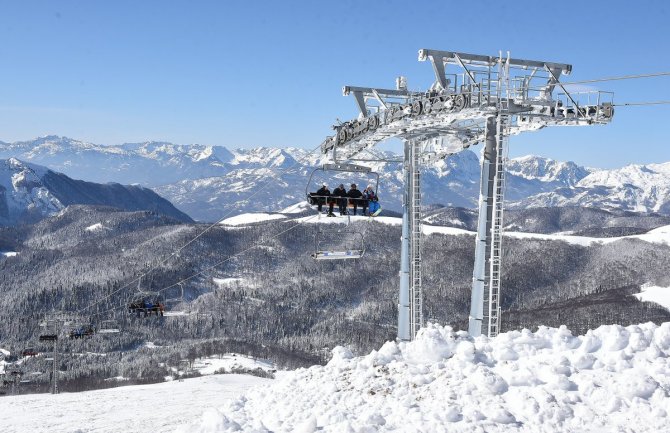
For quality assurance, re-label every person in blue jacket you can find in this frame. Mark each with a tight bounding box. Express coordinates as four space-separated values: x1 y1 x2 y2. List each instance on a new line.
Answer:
364 185 381 216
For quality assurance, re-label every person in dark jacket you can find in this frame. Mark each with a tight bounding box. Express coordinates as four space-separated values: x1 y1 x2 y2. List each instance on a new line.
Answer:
347 183 364 215
332 183 348 215
314 183 330 213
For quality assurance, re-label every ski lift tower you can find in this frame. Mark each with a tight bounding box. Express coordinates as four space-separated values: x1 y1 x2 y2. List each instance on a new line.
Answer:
320 49 614 340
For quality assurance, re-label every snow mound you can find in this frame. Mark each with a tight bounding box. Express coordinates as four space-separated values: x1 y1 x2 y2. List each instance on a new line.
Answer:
184 323 670 433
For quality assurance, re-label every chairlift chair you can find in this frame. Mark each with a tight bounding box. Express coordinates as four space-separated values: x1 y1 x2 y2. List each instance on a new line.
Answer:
312 230 365 260
306 163 380 216
21 348 38 357
38 318 59 342
162 283 191 317
68 323 95 339
97 320 121 334
128 282 166 318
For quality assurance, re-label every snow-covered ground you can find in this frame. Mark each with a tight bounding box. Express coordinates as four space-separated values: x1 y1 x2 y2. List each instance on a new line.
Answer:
84 222 106 232
0 374 269 433
635 283 670 310
213 277 245 288
3 324 669 432
183 323 670 433
189 354 275 376
220 213 286 226
295 211 670 247
217 206 670 249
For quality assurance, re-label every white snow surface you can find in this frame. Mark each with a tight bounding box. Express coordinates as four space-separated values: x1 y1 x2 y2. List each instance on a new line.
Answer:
84 222 105 232
0 374 269 433
635 283 670 311
190 354 275 376
220 213 286 226
213 277 245 287
300 213 670 247
184 323 670 433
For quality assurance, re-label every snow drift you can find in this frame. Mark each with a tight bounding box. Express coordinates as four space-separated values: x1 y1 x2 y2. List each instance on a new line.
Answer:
184 323 670 432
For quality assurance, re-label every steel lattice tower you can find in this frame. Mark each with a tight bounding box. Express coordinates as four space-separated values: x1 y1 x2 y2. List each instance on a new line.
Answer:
319 49 614 339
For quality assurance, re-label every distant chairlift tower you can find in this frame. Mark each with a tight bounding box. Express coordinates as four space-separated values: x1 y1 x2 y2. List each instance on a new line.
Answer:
320 49 614 340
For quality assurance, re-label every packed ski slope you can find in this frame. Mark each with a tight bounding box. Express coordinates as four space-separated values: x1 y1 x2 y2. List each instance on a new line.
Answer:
183 323 670 433
0 374 269 433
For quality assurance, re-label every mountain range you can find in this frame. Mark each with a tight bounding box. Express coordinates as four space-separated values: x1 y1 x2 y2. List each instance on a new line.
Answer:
0 157 192 225
2 136 670 221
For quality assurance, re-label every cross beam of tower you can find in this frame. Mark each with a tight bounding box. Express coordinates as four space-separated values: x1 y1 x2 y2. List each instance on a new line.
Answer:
320 49 614 340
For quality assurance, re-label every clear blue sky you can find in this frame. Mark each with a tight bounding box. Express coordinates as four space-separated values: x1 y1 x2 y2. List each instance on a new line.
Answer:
0 0 668 168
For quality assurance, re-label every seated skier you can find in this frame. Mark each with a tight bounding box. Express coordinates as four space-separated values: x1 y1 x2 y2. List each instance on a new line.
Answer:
313 183 330 213
347 183 363 215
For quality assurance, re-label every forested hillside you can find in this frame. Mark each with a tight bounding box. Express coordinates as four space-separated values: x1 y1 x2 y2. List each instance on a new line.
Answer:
1 205 669 394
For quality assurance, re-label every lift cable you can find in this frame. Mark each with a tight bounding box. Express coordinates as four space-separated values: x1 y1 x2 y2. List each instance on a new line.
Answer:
75 142 324 316
613 100 670 107
560 71 670 86
68 70 670 320
508 71 670 95
85 213 319 319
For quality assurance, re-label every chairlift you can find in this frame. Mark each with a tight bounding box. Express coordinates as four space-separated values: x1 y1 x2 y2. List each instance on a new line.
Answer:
38 318 59 342
128 279 165 317
306 163 380 216
21 348 38 357
163 283 191 317
312 230 365 260
98 320 121 334
68 324 95 339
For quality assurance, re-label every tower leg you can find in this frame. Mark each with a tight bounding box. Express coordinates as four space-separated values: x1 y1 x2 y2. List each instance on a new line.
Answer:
468 117 498 337
408 139 423 339
398 139 423 341
397 141 411 341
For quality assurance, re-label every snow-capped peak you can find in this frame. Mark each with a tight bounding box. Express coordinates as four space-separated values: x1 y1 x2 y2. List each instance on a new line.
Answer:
507 155 590 186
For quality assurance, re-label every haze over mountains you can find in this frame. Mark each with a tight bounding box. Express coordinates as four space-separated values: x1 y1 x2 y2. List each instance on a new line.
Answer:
2 135 670 222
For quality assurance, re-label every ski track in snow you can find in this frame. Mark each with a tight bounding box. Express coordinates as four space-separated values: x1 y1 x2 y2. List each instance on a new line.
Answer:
182 323 670 433
0 374 269 433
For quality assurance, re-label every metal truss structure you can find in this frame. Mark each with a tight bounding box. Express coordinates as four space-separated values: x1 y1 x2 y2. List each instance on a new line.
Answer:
320 49 614 340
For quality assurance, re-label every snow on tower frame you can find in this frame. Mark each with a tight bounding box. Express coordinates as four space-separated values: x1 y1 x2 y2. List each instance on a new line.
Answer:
319 48 614 340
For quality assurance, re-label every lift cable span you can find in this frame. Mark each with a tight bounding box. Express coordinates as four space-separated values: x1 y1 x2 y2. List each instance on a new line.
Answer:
79 213 320 321
74 142 324 318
